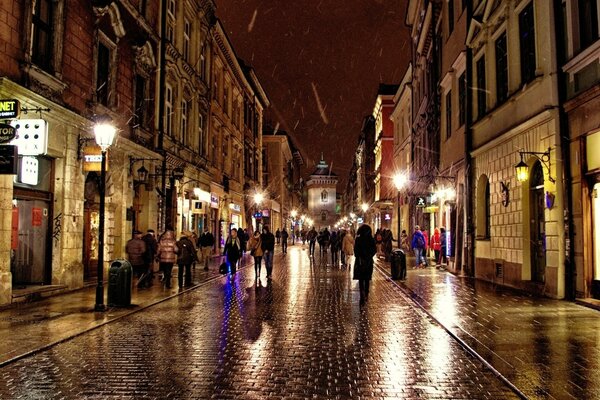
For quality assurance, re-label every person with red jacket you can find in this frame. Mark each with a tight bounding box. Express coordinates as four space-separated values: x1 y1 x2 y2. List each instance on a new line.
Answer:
431 228 441 267
421 228 429 267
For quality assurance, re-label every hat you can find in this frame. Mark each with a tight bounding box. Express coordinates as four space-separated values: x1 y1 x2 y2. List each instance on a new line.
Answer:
133 230 142 235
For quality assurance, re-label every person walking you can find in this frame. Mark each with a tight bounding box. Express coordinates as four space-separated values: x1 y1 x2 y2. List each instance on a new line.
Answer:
237 227 247 257
400 230 410 252
431 228 441 267
318 228 330 260
421 227 430 266
382 229 394 262
275 228 281 244
330 230 340 266
411 226 426 268
261 226 275 279
157 228 178 289
353 224 377 305
307 226 318 257
141 229 158 287
247 230 264 278
375 229 383 258
224 228 242 275
176 231 197 288
198 229 215 271
281 228 289 254
126 230 147 288
342 229 355 267
439 227 447 269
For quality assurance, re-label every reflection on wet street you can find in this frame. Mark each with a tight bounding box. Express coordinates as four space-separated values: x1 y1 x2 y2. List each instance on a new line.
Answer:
401 268 600 400
0 246 517 399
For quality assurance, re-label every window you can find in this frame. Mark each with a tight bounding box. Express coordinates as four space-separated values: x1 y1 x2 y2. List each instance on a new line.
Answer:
476 56 486 118
165 84 173 136
133 75 147 128
183 19 191 62
476 175 491 239
31 0 53 71
200 48 207 80
579 0 599 49
96 42 111 106
519 2 537 84
495 32 508 104
321 190 328 202
198 113 205 155
166 0 175 43
223 85 229 115
458 72 466 126
446 90 452 139
222 135 228 172
181 100 189 145
448 0 454 35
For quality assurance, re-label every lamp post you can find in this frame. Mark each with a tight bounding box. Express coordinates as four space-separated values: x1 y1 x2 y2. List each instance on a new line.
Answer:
253 192 264 232
93 118 117 312
393 173 408 247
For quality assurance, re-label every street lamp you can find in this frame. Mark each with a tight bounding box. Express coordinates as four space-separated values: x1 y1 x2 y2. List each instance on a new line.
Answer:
514 147 555 183
93 117 117 312
393 173 408 246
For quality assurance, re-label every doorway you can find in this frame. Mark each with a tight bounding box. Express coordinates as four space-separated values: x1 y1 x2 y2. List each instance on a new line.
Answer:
530 162 546 283
592 182 600 289
83 173 100 281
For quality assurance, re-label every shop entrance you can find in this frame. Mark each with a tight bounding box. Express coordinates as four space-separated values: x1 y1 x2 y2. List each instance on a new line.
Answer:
530 162 546 283
592 183 600 292
11 190 52 286
83 173 100 281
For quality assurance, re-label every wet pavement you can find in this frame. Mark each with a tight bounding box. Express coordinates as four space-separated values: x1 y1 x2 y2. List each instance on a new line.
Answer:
389 264 600 400
0 246 518 399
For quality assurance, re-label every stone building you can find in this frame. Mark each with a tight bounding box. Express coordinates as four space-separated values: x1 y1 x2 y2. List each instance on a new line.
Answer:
559 0 600 299
466 0 566 298
306 157 338 230
0 1 162 304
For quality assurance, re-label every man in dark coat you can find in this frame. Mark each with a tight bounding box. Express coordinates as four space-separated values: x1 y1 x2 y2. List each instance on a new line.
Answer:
176 231 197 287
198 229 215 270
281 228 289 254
261 226 276 278
126 230 147 287
141 229 158 287
353 224 377 304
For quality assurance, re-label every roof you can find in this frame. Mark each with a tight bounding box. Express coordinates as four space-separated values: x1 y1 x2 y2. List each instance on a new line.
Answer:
310 154 337 177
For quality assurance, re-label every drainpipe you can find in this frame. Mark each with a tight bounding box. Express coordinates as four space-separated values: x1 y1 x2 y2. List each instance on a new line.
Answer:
157 0 167 232
464 1 475 277
553 0 576 300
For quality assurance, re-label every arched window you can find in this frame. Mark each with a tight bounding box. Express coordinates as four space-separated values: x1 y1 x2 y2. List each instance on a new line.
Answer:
321 190 328 202
476 174 491 239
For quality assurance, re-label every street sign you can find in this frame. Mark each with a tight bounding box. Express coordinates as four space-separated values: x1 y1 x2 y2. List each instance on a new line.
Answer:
0 145 18 174
416 197 426 207
0 99 19 118
0 123 16 143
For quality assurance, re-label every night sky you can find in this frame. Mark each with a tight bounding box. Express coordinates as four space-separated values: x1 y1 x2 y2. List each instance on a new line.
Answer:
217 0 411 187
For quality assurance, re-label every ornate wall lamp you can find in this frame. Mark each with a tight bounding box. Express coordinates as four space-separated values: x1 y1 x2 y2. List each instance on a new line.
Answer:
129 157 160 183
515 147 555 183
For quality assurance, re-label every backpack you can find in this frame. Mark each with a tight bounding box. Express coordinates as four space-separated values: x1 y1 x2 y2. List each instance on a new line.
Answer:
416 233 425 249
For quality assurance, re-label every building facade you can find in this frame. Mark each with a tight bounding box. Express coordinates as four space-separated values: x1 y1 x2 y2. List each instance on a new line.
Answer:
306 157 338 230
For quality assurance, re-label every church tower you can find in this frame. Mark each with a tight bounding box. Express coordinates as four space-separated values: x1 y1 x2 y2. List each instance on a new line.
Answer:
306 155 338 229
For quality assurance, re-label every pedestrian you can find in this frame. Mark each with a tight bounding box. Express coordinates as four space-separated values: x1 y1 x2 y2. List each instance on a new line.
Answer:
261 225 275 278
383 229 393 261
190 231 199 269
330 230 340 266
198 229 215 270
301 228 306 245
342 229 355 267
439 227 447 268
281 227 289 254
431 228 441 267
247 230 264 278
421 227 429 266
224 228 242 275
375 229 383 258
141 229 158 287
411 226 426 268
275 228 281 244
237 227 247 257
353 224 377 305
176 231 197 288
126 230 147 288
318 228 330 259
157 228 178 289
307 226 318 256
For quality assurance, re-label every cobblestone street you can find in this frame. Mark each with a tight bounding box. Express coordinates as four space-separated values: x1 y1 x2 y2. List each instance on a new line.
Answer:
0 246 518 399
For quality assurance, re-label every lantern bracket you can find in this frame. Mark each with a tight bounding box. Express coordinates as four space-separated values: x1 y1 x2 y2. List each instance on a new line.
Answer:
516 147 555 183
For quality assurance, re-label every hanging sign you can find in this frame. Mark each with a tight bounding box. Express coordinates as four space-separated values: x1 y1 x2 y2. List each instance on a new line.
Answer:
0 99 19 118
0 145 18 174
82 146 108 172
0 124 16 143
416 197 427 207
9 119 48 155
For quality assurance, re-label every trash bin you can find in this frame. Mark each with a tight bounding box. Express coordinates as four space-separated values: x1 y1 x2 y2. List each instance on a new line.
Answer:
391 250 406 280
108 259 132 307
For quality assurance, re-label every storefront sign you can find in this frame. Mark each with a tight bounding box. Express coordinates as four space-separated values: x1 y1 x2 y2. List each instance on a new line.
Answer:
210 193 219 208
254 211 263 218
416 197 426 207
229 203 241 212
0 145 17 174
196 189 211 203
261 209 270 217
9 119 48 155
0 124 16 143
82 146 108 172
18 156 38 185
384 213 391 221
0 99 19 118
192 200 204 214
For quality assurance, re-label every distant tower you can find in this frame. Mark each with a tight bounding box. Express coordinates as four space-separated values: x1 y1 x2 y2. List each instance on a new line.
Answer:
306 155 338 228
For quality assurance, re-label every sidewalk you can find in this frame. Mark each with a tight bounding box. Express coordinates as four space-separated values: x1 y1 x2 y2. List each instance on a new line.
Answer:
378 259 600 400
0 253 253 367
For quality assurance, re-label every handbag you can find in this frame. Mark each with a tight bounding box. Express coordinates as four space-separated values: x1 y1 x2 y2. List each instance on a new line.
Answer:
219 262 228 274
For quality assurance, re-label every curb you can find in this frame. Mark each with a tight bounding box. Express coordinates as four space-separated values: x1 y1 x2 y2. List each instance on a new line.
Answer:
374 263 529 400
